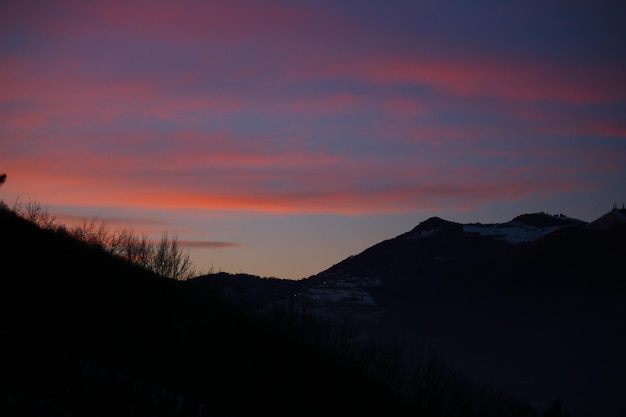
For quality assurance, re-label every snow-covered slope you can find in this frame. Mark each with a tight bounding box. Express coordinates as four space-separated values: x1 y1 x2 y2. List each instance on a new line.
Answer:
463 212 585 244
298 212 585 315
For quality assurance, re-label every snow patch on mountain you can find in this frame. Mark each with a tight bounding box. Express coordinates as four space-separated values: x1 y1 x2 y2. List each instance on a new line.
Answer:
292 274 384 324
304 275 381 306
408 228 439 239
463 223 563 244
307 286 378 306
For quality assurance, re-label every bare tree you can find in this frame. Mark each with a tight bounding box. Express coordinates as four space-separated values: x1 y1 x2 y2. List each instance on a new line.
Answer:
71 216 110 249
5 198 57 229
109 226 136 259
109 227 153 269
134 233 153 269
6 194 198 280
23 200 57 229
150 231 195 281
8 198 57 230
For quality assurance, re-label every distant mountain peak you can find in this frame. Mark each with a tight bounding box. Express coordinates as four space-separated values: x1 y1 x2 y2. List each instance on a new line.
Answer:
404 216 460 239
584 208 626 230
462 212 585 244
420 216 457 227
510 212 586 228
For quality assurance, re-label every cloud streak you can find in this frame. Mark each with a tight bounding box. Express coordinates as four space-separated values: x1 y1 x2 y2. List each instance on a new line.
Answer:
180 240 240 249
1 2 625 248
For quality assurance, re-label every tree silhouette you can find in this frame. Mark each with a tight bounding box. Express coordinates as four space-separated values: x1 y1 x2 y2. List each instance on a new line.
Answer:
0 173 6 185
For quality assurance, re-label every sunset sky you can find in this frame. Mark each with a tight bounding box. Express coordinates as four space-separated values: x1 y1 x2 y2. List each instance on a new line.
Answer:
2 0 625 279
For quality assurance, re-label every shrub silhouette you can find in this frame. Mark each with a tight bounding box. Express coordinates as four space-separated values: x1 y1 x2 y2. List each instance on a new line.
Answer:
7 199 196 280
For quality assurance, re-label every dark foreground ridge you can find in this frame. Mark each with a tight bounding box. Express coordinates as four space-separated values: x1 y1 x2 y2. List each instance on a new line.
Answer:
0 204 411 417
1 202 545 417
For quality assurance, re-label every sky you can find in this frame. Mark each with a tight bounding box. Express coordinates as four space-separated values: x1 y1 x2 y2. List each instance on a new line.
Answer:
1 0 625 280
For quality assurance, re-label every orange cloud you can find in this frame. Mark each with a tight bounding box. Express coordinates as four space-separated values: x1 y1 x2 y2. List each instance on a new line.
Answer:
179 240 240 249
3 144 588 216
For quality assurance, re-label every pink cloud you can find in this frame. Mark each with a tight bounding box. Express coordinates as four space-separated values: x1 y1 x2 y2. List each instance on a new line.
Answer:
505 102 626 139
4 0 624 109
3 139 593 217
108 169 585 216
178 240 240 249
0 70 241 135
535 115 626 139
1 0 314 44
318 53 625 104
2 0 622 224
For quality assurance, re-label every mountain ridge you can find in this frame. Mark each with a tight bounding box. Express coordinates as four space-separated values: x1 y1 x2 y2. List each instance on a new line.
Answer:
3 199 623 416
0 202 418 416
197 208 625 417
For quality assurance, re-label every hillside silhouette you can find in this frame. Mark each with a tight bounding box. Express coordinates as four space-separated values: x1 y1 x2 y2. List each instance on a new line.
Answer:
194 209 626 417
0 200 546 416
0 202 411 416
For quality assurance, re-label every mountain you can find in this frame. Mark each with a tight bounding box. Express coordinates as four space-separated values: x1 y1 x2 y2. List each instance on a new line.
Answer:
4 200 623 416
198 209 626 417
0 204 417 417
583 206 626 229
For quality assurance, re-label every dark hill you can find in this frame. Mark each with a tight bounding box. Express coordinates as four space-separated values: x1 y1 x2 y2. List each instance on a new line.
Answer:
0 205 412 417
7 202 622 416
201 210 626 417
583 207 626 230
318 210 626 417
509 212 584 228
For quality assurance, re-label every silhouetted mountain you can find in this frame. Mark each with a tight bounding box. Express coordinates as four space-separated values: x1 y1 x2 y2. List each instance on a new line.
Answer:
583 206 626 230
0 205 416 416
198 209 626 417
5 200 623 416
